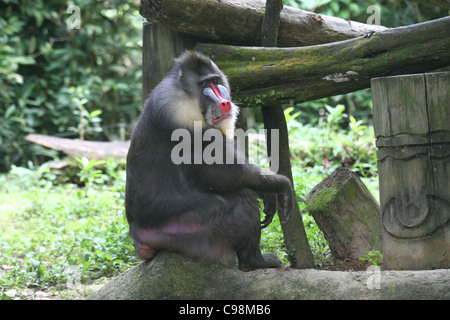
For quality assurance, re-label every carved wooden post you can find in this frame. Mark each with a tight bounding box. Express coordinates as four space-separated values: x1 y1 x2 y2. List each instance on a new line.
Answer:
371 72 450 270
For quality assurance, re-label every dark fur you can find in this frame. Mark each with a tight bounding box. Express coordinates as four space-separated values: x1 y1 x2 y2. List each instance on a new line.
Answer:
125 51 293 270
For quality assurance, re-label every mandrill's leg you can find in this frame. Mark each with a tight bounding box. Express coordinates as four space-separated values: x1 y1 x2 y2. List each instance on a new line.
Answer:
128 190 281 270
129 220 236 266
227 190 282 270
233 224 282 271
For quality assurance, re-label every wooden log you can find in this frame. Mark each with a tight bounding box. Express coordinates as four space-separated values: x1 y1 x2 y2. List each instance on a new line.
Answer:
24 134 129 160
140 0 387 47
91 251 450 300
195 16 450 107
306 168 382 262
371 72 450 270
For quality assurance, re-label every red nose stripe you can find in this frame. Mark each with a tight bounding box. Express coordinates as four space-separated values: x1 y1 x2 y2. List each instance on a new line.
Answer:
210 83 231 112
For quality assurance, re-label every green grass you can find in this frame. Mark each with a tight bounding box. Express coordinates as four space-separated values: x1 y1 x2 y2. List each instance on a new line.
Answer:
0 163 139 299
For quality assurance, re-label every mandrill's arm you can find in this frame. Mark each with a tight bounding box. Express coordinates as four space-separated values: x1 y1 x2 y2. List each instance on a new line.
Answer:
195 161 293 227
244 165 293 228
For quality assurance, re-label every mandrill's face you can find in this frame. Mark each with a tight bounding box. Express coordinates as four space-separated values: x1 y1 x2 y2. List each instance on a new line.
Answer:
173 52 239 138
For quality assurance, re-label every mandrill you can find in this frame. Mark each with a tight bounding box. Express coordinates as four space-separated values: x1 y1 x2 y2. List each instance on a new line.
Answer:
125 51 293 270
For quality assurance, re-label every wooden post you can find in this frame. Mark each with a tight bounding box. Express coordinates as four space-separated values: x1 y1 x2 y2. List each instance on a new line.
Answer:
371 72 450 270
260 0 315 268
142 23 198 102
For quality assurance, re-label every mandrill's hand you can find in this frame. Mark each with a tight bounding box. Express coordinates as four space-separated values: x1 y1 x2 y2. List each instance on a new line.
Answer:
277 189 293 226
261 194 277 229
260 189 293 229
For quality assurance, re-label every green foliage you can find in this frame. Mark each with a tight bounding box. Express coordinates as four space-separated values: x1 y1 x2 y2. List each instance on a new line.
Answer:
0 160 136 298
76 157 107 186
359 250 383 268
257 105 375 267
0 0 142 172
302 214 332 266
285 105 378 178
260 214 287 263
284 0 448 27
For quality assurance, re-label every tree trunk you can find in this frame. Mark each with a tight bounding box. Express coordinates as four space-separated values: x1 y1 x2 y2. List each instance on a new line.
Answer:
195 16 450 107
140 0 387 47
306 168 382 262
259 0 314 269
91 251 450 300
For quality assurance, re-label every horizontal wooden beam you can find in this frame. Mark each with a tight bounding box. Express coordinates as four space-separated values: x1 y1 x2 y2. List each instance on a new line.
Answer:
140 0 386 47
195 16 450 107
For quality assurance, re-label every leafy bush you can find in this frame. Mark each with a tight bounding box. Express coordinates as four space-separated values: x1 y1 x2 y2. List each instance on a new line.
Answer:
0 0 142 172
286 105 378 178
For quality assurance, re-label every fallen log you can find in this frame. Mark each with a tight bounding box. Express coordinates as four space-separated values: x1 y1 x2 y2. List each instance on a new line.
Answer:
140 0 387 47
91 251 450 300
24 134 129 160
195 16 450 107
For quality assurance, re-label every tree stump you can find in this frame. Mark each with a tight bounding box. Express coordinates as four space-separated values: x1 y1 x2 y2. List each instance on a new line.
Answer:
371 72 450 270
306 168 382 263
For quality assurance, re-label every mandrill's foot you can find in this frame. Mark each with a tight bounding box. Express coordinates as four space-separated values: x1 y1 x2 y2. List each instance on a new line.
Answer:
136 242 159 260
262 253 282 268
238 253 282 271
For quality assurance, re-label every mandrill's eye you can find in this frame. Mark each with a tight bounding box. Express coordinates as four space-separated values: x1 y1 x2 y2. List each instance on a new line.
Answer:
200 77 220 88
